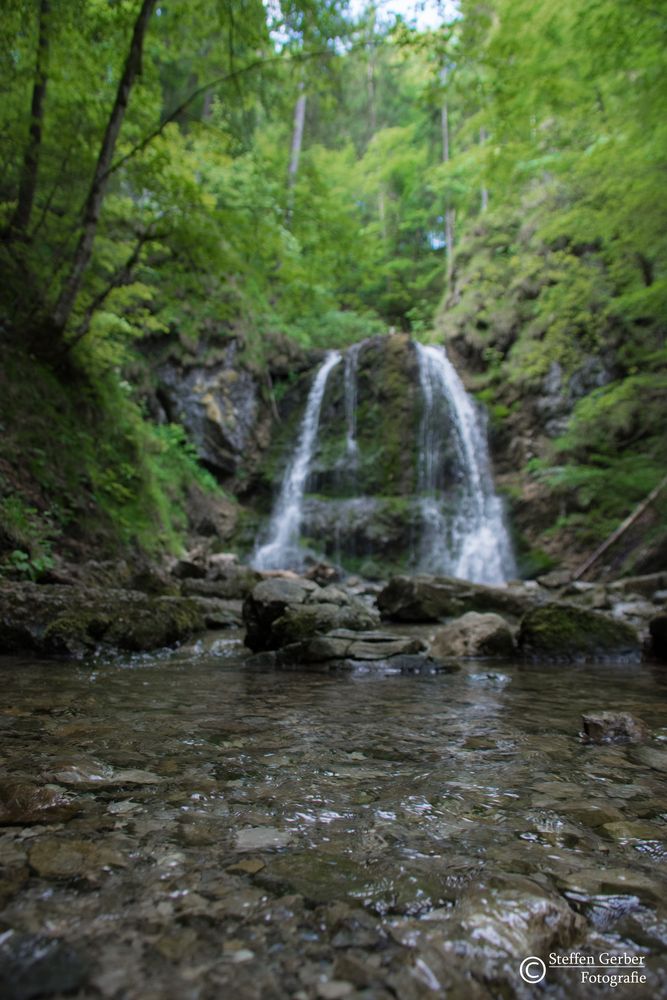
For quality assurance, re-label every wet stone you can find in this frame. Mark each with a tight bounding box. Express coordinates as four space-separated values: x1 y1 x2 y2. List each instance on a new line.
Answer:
235 826 293 851
602 820 665 841
582 711 648 743
29 838 128 878
0 932 89 1000
629 746 667 774
0 782 79 825
554 800 625 828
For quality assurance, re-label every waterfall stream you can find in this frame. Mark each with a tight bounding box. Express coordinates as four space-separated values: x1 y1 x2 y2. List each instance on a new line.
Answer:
344 341 362 460
252 350 342 570
254 339 515 581
415 342 516 584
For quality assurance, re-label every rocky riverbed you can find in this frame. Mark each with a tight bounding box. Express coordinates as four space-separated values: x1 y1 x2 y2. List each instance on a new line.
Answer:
0 564 666 998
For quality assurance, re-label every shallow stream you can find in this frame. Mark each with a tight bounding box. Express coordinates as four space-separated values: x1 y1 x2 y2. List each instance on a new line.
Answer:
1 634 666 999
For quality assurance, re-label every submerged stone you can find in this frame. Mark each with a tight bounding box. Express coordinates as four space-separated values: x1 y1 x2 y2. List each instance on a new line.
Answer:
0 781 79 825
29 838 127 878
0 932 88 1000
518 602 640 660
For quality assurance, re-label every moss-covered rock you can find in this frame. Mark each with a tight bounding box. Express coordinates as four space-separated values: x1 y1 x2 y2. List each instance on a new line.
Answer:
270 601 378 647
0 583 204 656
242 577 379 652
518 602 640 660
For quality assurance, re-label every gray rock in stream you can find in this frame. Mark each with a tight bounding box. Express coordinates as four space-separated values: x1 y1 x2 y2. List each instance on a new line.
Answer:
581 711 648 744
429 612 515 658
243 577 378 652
378 574 538 623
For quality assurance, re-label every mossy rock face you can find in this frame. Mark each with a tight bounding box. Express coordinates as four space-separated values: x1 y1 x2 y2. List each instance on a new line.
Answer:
245 334 428 571
518 603 640 661
313 333 421 498
0 583 204 657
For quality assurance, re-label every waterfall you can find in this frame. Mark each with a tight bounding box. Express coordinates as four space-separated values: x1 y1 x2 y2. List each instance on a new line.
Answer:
344 341 362 460
252 350 342 570
415 342 516 585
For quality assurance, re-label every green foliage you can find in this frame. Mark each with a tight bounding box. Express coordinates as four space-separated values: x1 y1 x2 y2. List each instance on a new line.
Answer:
0 494 55 580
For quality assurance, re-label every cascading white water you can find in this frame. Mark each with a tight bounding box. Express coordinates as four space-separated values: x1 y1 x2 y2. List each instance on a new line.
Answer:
415 342 516 585
252 350 342 570
344 341 362 460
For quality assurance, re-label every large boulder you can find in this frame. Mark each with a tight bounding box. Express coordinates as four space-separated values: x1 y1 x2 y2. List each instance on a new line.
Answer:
518 602 640 660
242 578 379 652
0 583 204 657
378 574 536 623
429 612 515 659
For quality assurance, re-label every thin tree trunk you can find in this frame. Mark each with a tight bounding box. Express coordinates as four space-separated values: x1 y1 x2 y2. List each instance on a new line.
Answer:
572 475 667 581
480 127 489 213
65 227 155 353
7 0 50 239
52 0 156 335
286 81 306 224
441 95 455 284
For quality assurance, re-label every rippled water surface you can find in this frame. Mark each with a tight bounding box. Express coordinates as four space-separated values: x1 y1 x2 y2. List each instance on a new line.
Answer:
1 634 666 999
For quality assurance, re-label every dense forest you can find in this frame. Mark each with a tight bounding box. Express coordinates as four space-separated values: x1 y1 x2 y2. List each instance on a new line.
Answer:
1 0 665 578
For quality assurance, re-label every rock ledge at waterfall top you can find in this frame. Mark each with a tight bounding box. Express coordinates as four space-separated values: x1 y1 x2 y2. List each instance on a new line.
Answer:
378 574 539 622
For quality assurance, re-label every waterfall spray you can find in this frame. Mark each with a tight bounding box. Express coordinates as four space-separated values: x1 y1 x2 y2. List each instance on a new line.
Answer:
415 342 516 584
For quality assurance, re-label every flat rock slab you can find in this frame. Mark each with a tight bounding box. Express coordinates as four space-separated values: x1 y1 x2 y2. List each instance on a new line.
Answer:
43 758 161 787
276 631 426 664
235 827 293 851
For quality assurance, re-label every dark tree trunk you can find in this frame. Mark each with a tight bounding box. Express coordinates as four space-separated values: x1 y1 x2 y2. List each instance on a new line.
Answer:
51 0 156 336
7 0 50 239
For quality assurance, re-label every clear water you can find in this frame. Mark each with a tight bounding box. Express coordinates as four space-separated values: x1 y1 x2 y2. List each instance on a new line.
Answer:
415 343 516 584
1 642 666 998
